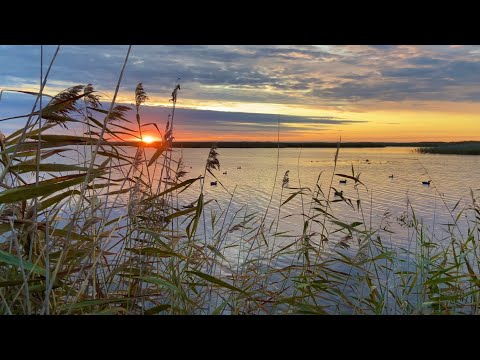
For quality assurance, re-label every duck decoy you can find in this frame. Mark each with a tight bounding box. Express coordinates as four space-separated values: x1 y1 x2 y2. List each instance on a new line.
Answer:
334 189 344 197
422 180 431 185
223 171 227 175
389 174 394 178
339 179 347 184
237 166 242 169
210 181 217 186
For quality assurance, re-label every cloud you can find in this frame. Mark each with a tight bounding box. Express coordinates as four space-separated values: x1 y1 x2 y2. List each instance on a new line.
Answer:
368 45 397 51
407 56 444 66
3 45 480 141
138 106 367 136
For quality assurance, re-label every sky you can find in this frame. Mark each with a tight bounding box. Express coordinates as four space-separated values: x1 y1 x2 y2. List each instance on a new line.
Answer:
1 45 480 142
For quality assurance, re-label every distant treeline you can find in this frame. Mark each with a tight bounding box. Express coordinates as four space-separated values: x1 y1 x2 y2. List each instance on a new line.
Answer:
417 142 480 155
170 141 480 148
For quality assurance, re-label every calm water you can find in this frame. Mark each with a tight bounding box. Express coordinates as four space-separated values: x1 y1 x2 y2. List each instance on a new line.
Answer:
151 147 480 255
43 145 480 310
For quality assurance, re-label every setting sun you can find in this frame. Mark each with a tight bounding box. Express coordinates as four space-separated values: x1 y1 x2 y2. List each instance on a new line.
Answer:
142 135 155 144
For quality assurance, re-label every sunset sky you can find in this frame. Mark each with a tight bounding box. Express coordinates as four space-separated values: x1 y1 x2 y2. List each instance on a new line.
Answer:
1 45 480 142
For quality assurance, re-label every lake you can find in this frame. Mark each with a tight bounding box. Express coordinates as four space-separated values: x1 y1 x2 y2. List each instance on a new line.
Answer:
140 146 480 260
5 143 480 313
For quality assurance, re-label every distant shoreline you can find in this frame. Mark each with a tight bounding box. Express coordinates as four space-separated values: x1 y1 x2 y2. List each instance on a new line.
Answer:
169 141 480 148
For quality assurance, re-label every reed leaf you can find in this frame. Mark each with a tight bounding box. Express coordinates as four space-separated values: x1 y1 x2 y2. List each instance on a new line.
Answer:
0 249 47 276
0 172 103 204
186 270 246 294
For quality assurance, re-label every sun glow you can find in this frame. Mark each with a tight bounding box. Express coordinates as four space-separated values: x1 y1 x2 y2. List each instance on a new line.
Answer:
142 135 155 144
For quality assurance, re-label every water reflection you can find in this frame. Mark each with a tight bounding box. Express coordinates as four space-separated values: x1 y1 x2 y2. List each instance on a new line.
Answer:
107 146 479 262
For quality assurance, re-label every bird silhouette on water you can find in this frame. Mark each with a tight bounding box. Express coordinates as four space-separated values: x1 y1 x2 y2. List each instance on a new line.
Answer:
339 179 347 184
422 180 431 185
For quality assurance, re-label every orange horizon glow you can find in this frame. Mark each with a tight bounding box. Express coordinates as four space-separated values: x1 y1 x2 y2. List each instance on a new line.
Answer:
5 85 480 143
113 121 480 142
129 99 480 143
136 130 480 143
